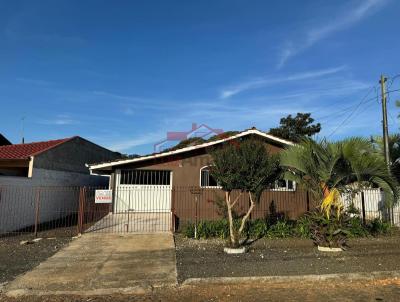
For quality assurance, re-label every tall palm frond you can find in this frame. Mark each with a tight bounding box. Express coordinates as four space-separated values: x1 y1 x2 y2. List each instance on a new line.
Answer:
280 137 398 206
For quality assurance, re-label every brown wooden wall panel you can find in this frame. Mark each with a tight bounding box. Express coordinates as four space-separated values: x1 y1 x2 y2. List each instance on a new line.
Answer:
172 186 315 229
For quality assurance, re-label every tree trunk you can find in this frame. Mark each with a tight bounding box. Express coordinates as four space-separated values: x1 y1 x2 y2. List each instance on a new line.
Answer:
238 192 255 236
225 192 236 245
225 191 240 247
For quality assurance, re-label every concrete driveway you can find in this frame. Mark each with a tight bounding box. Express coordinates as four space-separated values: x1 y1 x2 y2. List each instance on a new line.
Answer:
6 233 177 296
86 212 172 233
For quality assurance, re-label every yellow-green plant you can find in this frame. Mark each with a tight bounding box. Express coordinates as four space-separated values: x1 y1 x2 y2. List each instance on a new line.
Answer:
320 188 343 219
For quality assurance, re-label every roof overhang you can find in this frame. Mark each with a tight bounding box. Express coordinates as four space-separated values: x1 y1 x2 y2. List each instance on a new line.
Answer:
88 129 293 173
0 158 30 167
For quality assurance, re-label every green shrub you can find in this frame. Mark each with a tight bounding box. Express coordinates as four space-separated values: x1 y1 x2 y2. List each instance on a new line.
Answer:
183 222 196 238
308 210 351 248
182 220 230 239
347 216 369 238
245 219 269 238
294 215 312 238
347 202 361 215
267 220 294 238
367 218 393 235
196 220 230 239
182 215 395 240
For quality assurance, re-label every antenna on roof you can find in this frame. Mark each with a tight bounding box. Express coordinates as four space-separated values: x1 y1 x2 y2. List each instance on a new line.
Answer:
21 116 25 144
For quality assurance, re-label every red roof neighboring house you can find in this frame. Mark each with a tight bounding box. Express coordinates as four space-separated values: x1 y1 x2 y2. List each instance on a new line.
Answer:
0 134 12 146
0 137 75 160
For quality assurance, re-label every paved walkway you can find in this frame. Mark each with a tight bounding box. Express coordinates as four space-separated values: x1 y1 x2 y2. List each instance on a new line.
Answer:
6 233 177 296
86 213 172 233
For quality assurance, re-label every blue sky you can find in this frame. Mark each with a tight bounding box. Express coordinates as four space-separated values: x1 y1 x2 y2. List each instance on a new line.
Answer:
1 0 400 154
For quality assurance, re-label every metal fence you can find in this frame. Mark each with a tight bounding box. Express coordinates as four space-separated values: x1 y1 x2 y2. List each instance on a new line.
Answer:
0 185 399 237
0 186 108 237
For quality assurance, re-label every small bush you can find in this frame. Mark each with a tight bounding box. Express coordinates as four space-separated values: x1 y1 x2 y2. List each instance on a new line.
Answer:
347 216 369 238
294 215 312 238
308 210 350 248
347 202 361 216
182 220 230 239
246 219 269 238
367 218 393 235
267 220 294 238
196 220 230 239
181 215 395 240
183 222 195 238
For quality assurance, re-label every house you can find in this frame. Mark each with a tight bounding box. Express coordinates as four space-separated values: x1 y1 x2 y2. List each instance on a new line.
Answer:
0 134 11 146
0 136 120 233
89 128 311 229
0 136 119 184
153 123 223 152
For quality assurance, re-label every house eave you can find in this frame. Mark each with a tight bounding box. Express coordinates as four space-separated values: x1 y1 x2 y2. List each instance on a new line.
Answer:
88 129 294 172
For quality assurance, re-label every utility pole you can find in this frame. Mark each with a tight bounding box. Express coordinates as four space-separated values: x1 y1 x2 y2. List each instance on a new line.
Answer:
379 75 390 169
379 75 393 225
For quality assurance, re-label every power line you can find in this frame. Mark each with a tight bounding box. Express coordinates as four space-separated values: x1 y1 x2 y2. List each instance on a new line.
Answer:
387 74 400 90
385 86 398 125
326 86 378 138
316 95 378 122
322 87 399 135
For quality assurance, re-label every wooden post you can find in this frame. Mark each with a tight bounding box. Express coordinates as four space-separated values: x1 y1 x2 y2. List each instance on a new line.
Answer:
34 188 41 237
361 191 366 225
171 187 175 232
81 187 86 233
194 195 198 239
306 191 310 212
77 187 84 234
77 188 82 234
190 187 202 239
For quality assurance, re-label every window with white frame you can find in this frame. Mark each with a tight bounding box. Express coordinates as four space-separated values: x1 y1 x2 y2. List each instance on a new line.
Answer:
273 179 296 191
200 166 219 188
120 169 171 185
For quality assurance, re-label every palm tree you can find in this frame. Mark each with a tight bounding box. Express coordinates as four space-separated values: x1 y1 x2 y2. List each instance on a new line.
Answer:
280 137 398 207
371 134 400 183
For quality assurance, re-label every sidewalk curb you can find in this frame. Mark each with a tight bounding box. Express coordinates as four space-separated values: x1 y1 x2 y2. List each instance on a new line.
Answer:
181 270 400 286
5 285 154 297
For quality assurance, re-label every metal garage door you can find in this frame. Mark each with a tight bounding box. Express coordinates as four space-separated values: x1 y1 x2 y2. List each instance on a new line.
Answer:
114 169 172 213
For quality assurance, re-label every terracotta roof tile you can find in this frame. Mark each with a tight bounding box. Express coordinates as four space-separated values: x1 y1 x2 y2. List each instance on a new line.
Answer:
0 137 75 160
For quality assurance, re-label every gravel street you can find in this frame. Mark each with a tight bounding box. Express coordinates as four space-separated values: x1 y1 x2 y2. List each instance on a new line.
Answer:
1 278 400 302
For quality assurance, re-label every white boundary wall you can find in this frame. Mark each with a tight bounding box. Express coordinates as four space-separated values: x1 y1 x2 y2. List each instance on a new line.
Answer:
0 168 108 233
342 189 400 226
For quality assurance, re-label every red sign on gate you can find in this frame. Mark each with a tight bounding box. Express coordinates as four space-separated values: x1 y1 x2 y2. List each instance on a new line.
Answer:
95 189 113 204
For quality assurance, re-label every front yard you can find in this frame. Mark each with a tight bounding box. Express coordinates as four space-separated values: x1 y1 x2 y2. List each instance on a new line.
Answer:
0 228 73 287
175 233 400 283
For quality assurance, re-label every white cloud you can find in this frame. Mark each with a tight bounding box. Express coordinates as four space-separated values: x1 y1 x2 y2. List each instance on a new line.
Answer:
92 90 181 111
220 66 346 99
16 77 53 86
277 0 388 68
37 114 79 125
106 131 166 152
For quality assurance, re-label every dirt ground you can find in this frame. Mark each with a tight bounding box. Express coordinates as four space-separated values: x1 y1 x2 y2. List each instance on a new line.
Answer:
1 232 400 301
1 279 400 302
175 234 400 283
0 229 73 285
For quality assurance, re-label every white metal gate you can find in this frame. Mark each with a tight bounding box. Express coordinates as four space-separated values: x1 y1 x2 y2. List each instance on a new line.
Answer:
114 169 172 213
